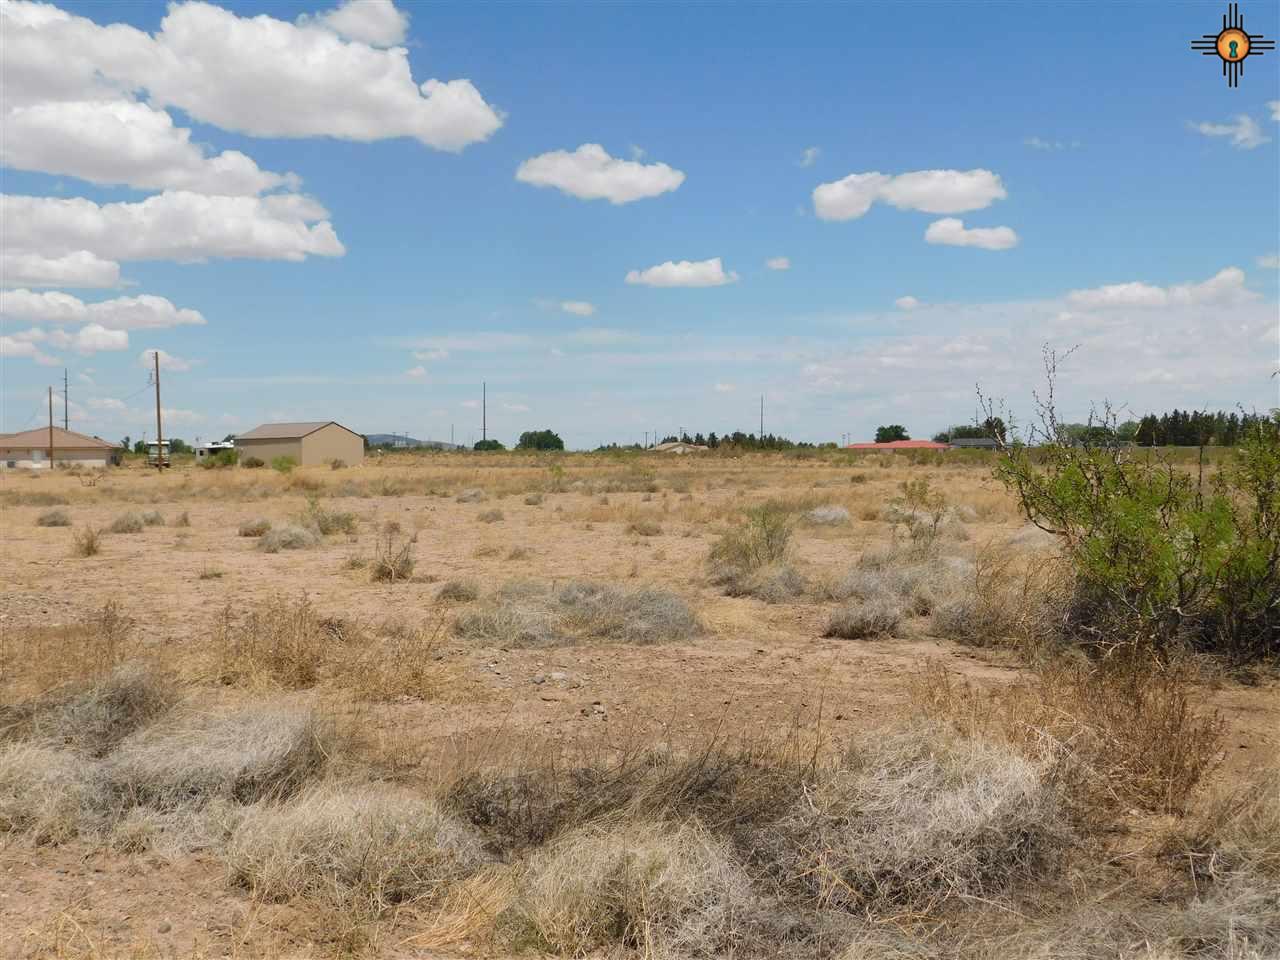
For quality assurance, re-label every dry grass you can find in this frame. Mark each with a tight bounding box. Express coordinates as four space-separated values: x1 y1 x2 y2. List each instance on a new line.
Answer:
108 512 145 534
0 743 107 844
238 517 271 537
437 579 480 602
71 524 102 557
258 524 319 552
823 596 905 639
477 508 505 523
806 505 850 525
627 518 662 536
369 532 414 582
141 510 165 527
454 580 701 648
1 601 136 699
36 508 71 527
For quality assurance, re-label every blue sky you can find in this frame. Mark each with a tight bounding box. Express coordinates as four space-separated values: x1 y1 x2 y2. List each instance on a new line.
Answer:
2 0 1277 448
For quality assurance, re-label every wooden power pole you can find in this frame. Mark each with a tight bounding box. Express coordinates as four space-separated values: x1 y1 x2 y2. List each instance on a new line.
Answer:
482 381 487 443
47 386 54 468
63 368 69 430
153 351 164 470
759 395 764 439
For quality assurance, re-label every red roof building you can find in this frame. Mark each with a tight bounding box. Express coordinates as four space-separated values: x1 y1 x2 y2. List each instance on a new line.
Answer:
844 439 951 451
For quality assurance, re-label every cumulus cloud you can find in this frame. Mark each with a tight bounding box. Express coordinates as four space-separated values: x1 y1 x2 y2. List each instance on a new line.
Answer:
1066 267 1256 308
516 144 685 204
3 191 344 264
1191 115 1270 149
0 0 501 151
317 0 408 47
1257 253 1280 270
140 348 191 372
799 146 820 167
0 250 121 288
765 256 791 270
1 99 298 194
924 218 1019 251
0 334 58 365
625 257 738 287
0 289 206 329
813 169 1006 221
406 365 426 378
46 323 129 354
895 296 921 310
560 300 596 316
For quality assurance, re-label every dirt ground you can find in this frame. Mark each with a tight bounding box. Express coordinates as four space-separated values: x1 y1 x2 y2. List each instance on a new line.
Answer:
2 453 1277 959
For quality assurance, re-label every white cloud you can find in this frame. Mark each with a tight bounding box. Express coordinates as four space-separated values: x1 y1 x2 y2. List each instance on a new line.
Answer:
625 257 738 288
895 296 921 310
560 300 596 316
1192 115 1270 149
406 365 426 378
46 322 129 354
516 144 685 204
413 348 450 361
765 257 791 271
460 399 479 409
924 217 1019 251
317 0 408 47
1257 253 1280 270
139 348 191 372
89 397 127 412
502 402 529 413
1 100 298 195
1066 267 1256 308
3 191 344 264
0 0 501 151
0 250 120 289
1023 136 1080 151
813 169 1006 221
799 146 820 167
714 382 735 393
1270 101 1280 122
0 289 205 330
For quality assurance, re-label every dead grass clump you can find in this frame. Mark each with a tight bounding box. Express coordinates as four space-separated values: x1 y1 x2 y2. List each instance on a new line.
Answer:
0 743 107 844
258 524 319 553
438 579 480 602
456 581 699 649
478 508 505 523
524 493 544 506
1 602 135 699
20 664 176 758
3 490 69 507
509 821 769 957
457 487 487 503
627 518 662 536
238 517 272 537
108 511 144 534
370 532 414 582
36 508 71 527
105 703 334 810
174 510 191 527
764 726 1069 915
211 596 331 687
71 525 102 556
823 597 904 639
225 784 483 918
722 563 809 603
141 510 165 526
806 505 850 525
301 498 357 535
910 658 1223 815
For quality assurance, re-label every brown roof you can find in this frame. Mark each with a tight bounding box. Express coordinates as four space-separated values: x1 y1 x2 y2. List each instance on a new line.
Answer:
0 426 120 450
236 421 359 441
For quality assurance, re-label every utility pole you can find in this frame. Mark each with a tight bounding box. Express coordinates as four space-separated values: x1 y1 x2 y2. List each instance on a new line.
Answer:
63 368 69 430
153 350 164 470
482 382 486 443
760 395 764 439
47 386 54 468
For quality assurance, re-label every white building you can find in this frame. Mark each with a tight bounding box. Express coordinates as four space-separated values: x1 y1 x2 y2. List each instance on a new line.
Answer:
0 427 122 469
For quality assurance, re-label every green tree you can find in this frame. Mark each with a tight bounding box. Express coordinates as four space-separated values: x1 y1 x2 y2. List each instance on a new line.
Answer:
473 439 505 451
874 424 910 443
168 437 190 454
515 429 564 451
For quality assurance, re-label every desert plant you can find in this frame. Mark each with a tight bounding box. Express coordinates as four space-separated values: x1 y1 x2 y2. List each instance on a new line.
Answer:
524 492 544 506
805 505 850 525
173 510 191 527
238 518 272 537
71 525 102 557
141 510 165 527
258 525 318 553
477 508 504 523
242 456 265 469
19 664 176 758
36 509 71 527
0 743 107 844
456 488 486 503
299 497 357 535
707 501 794 588
329 458 346 470
370 532 414 582
437 579 480 602
823 596 904 639
108 512 144 534
627 518 662 536
270 456 297 474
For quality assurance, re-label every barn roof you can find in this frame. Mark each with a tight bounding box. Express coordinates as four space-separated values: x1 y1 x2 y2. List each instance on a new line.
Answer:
236 421 360 441
0 426 120 450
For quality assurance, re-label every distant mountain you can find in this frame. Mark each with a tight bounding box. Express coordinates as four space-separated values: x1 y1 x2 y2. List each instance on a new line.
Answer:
366 433 462 450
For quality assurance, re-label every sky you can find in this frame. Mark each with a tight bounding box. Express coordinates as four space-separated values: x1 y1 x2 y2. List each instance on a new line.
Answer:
1 0 1278 450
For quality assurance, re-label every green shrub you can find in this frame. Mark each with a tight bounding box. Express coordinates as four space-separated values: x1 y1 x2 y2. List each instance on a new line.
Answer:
991 363 1279 662
200 450 238 469
707 501 793 589
299 498 356 535
271 456 297 474
242 456 265 469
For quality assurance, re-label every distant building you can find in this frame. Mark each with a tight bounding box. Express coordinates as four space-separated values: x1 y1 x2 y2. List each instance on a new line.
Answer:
147 439 170 468
654 441 709 454
234 421 364 467
0 427 122 469
194 440 236 462
948 438 1000 450
844 439 951 452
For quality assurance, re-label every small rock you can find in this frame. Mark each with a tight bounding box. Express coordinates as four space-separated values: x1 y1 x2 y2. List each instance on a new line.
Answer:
532 675 546 685
549 671 568 682
157 921 171 934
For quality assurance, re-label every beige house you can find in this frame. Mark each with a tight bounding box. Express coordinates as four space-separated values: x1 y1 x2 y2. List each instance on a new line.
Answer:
234 421 364 467
0 427 122 469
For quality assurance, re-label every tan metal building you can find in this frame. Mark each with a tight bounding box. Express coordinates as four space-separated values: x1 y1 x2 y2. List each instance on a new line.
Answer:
0 427 122 469
234 421 364 467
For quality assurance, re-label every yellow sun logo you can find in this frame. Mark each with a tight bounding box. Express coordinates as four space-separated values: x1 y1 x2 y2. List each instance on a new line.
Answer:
1191 3 1274 87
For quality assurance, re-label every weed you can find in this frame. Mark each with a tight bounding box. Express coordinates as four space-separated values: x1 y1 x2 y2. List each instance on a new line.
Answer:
438 579 480 602
72 525 102 557
370 532 414 582
823 597 904 639
478 508 504 523
258 524 319 553
141 510 165 527
36 509 71 527
627 518 662 536
238 518 272 537
108 512 144 534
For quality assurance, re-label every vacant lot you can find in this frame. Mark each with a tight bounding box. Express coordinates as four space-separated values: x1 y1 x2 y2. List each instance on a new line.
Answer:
2 451 1276 959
